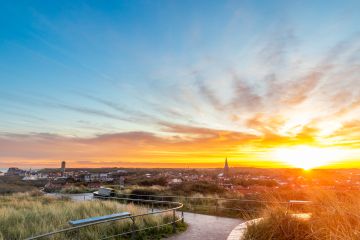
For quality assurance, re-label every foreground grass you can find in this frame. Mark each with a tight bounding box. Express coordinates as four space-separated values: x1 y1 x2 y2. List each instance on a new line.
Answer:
243 190 360 240
0 192 185 240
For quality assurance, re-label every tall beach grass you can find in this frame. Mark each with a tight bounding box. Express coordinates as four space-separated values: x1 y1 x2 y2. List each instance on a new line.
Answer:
0 191 183 240
243 190 360 240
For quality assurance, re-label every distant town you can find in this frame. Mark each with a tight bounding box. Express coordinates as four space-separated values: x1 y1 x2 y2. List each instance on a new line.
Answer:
1 158 360 196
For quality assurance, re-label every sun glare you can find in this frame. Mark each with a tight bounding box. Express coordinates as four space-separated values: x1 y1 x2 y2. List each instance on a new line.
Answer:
272 146 346 170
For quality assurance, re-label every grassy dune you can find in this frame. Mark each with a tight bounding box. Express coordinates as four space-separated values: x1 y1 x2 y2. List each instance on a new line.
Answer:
0 192 184 240
243 191 360 240
0 176 45 195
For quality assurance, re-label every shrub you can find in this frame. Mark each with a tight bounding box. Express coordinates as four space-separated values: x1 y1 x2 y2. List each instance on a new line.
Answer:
60 185 94 194
138 177 168 186
170 181 225 195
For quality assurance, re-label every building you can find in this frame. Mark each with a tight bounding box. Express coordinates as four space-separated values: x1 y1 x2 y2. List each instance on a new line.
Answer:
6 167 26 176
22 174 39 181
169 178 183 185
61 161 66 176
80 173 113 182
224 157 230 178
119 176 125 189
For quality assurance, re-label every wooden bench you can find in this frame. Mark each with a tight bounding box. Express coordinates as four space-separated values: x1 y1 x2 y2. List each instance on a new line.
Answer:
69 212 131 226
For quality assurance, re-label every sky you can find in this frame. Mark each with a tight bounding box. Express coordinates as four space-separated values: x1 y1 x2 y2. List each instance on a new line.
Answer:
0 0 359 169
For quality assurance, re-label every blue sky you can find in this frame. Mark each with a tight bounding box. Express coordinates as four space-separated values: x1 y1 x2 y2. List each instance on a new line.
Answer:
0 1 359 168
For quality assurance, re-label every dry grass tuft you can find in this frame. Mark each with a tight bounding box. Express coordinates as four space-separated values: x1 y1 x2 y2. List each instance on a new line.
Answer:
243 190 360 240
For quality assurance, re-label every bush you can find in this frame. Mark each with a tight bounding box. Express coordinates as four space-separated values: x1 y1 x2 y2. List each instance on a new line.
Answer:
60 185 94 194
231 178 279 187
138 177 168 186
170 181 225 195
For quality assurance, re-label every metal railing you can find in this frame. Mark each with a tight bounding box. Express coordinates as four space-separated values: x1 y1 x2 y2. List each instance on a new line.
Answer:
115 192 312 203
115 193 312 215
25 196 184 240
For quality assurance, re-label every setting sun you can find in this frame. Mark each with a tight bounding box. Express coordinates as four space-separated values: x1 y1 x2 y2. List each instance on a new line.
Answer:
272 146 347 170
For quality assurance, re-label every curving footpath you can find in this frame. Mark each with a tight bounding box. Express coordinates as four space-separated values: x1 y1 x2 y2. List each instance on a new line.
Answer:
168 212 243 240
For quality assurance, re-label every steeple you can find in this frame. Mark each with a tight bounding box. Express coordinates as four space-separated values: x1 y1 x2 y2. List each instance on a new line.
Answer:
224 157 229 178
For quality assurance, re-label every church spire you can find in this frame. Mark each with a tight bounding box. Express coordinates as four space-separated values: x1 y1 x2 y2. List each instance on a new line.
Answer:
224 157 229 178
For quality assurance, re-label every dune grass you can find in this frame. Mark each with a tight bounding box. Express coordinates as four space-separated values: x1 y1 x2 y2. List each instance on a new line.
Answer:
243 190 360 240
0 191 185 240
59 185 95 194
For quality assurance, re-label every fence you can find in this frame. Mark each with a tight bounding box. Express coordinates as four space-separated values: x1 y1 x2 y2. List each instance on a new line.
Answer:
115 193 312 217
25 196 184 240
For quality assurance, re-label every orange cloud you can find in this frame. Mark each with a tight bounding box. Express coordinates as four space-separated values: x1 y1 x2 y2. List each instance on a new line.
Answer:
0 119 358 168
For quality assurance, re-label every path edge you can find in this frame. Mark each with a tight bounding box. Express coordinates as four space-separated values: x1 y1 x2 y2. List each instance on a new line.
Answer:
226 218 262 240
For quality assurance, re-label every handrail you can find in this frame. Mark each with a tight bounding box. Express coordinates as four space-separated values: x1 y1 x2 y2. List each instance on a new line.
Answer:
115 192 312 204
25 196 184 240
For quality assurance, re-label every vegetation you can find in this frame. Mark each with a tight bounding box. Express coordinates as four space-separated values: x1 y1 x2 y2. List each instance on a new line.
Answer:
0 176 46 195
0 192 185 240
170 181 225 195
116 181 227 197
230 178 279 187
133 177 168 187
59 185 95 194
243 190 360 240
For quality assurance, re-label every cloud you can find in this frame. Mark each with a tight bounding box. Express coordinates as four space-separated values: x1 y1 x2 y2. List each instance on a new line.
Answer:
281 68 325 106
1 114 358 168
229 73 263 111
80 94 160 123
257 28 298 67
195 79 224 111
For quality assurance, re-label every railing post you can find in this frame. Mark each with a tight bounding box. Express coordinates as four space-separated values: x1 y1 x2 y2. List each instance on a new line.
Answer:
181 210 184 224
172 209 176 233
286 201 291 215
131 216 136 240
215 199 218 215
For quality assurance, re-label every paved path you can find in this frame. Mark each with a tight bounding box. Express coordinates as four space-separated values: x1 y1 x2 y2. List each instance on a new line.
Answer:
168 212 243 240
